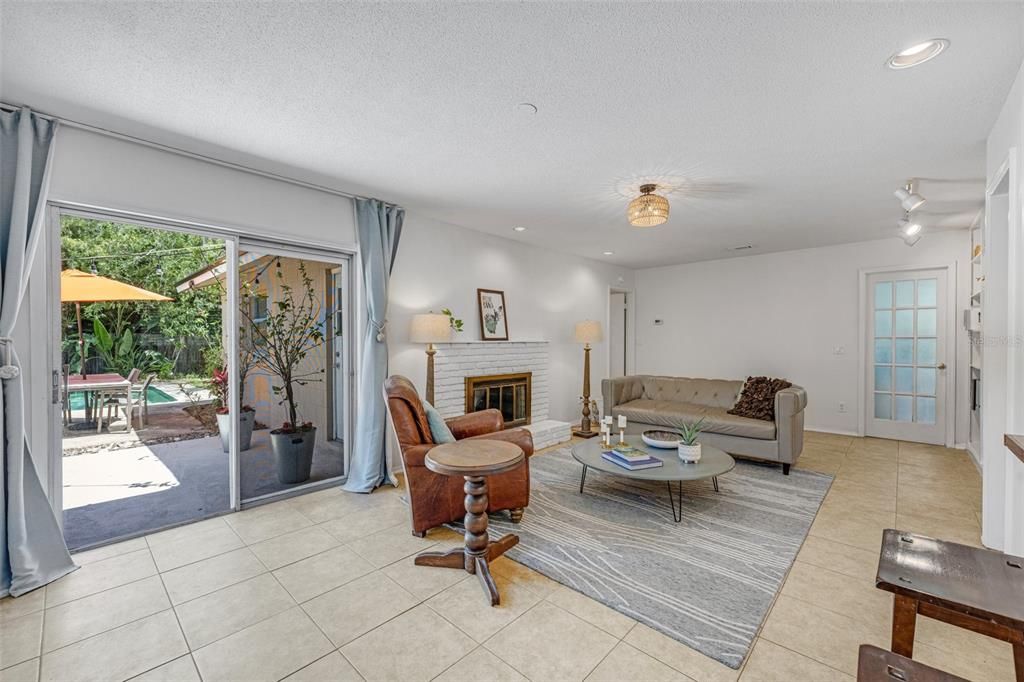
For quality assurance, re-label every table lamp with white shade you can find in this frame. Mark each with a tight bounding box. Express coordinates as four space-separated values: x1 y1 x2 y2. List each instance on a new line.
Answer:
410 313 452 404
573 320 603 437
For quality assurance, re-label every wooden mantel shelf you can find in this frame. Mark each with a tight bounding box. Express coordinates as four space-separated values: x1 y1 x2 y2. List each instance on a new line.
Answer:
1005 434 1024 464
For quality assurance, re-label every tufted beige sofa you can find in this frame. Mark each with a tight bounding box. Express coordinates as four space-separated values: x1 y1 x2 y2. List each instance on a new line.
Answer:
601 375 807 474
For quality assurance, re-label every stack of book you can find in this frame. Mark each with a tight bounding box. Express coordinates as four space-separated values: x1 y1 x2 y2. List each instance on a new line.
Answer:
602 444 664 470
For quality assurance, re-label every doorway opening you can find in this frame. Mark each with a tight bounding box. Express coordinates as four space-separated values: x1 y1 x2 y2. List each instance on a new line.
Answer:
57 212 229 550
53 209 355 550
609 290 629 378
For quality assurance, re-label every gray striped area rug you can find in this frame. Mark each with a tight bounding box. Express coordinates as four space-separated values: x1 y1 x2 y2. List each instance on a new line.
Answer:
485 445 833 669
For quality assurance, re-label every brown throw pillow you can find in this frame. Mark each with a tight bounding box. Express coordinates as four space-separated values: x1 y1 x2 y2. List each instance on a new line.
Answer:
728 376 792 421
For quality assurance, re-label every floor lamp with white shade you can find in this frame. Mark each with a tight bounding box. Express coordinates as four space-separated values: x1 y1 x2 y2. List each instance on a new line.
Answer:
410 313 452 404
573 320 603 438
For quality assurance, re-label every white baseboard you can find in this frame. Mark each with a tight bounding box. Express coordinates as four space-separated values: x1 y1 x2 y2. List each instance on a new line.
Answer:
804 425 860 437
965 442 982 472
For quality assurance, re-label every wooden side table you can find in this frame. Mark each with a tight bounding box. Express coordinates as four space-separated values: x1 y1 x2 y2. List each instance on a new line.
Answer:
413 440 525 606
876 529 1024 681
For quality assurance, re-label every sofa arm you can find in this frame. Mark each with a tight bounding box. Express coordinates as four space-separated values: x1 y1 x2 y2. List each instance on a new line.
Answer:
775 386 807 418
602 376 644 414
775 386 807 465
447 409 503 439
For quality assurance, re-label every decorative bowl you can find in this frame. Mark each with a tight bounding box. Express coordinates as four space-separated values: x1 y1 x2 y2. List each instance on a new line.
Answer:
641 430 683 449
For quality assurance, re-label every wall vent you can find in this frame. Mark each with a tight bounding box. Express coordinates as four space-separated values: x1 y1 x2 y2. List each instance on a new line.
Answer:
729 244 754 251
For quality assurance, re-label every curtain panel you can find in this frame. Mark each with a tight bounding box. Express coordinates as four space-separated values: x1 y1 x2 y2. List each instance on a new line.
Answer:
0 107 77 596
344 198 403 493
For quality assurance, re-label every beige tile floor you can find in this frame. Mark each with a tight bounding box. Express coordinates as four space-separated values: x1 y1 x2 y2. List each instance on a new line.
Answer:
0 432 1012 682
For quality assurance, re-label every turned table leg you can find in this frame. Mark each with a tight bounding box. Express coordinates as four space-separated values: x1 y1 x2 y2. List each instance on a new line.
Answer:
413 472 518 606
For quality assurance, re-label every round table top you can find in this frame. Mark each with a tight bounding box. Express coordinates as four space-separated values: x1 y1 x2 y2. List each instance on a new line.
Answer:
571 436 735 482
426 440 525 477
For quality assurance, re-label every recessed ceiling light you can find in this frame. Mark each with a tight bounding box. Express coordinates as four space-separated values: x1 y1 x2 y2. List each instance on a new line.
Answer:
513 226 527 232
602 250 614 256
887 39 949 70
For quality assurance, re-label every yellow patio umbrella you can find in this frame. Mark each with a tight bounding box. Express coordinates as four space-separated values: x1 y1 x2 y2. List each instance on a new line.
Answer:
60 269 172 378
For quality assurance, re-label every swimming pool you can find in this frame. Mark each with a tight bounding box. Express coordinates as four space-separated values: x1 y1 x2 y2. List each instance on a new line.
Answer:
68 386 176 412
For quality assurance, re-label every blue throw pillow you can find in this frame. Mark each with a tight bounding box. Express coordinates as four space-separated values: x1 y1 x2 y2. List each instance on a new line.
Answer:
422 400 456 444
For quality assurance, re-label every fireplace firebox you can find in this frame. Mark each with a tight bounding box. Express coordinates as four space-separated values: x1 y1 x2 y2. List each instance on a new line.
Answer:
465 372 532 428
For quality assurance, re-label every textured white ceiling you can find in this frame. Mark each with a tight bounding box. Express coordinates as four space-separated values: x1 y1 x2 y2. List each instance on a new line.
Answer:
2 2 1021 267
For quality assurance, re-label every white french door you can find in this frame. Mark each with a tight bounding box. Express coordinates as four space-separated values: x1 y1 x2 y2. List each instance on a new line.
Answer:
866 268 949 445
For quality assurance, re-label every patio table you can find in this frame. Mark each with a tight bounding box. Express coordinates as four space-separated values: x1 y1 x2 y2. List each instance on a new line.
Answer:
67 373 133 432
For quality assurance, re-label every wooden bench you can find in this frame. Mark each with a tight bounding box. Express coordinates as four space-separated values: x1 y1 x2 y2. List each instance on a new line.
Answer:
857 645 966 682
875 529 1024 681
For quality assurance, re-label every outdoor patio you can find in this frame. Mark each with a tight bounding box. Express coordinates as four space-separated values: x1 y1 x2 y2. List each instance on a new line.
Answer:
63 429 345 550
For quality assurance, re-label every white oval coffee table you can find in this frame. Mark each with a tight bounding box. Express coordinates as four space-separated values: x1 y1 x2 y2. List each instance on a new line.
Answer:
571 435 735 522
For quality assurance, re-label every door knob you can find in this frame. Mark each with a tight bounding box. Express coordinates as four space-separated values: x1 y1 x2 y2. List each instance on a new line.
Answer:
937 363 947 370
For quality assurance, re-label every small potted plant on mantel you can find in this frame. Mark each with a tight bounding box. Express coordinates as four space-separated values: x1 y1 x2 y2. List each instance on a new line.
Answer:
677 419 706 463
246 261 326 484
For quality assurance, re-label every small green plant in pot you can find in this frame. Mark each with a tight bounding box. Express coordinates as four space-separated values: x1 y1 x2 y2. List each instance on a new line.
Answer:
210 368 256 453
245 261 325 484
677 418 706 463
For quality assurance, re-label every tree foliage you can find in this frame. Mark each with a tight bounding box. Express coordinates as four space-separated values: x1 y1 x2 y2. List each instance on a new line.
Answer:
61 216 224 375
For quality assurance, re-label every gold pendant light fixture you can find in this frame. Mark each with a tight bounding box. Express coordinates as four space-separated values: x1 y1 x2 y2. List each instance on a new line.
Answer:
628 184 670 227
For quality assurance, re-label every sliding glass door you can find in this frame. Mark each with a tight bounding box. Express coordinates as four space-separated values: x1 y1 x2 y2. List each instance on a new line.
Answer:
51 206 356 548
234 244 351 504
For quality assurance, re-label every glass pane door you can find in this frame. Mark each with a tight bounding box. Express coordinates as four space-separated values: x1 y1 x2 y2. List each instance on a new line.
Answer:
236 248 348 502
867 269 947 445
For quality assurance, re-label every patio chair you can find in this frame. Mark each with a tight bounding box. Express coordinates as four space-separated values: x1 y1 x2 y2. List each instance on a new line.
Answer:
133 374 156 428
105 373 156 430
99 369 147 432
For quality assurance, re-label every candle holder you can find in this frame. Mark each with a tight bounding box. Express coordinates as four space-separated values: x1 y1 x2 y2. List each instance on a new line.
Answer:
618 428 626 444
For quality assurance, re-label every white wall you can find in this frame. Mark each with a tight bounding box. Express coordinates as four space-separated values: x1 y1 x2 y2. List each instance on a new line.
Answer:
634 231 971 441
388 215 635 424
48 127 356 245
26 126 359 508
984 55 1024 554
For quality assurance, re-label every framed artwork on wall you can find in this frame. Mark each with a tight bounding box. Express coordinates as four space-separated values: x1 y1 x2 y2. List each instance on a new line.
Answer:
477 288 509 340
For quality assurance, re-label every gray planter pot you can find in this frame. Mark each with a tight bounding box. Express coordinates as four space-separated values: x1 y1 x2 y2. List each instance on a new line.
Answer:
217 410 255 453
271 427 316 484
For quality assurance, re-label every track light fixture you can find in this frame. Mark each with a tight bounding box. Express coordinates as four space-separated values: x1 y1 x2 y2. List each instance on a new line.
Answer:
897 212 922 247
897 214 922 238
894 181 925 212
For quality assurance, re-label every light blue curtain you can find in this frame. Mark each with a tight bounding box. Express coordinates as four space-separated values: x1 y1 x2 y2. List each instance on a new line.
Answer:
1 107 77 597
344 198 404 493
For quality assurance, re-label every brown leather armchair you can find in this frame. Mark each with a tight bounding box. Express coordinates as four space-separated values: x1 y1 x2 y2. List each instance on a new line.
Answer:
384 375 534 536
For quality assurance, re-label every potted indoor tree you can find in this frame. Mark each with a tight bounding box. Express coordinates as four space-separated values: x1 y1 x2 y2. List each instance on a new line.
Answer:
246 261 325 484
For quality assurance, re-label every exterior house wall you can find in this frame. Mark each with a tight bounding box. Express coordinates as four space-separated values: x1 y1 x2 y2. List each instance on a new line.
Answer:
233 257 337 446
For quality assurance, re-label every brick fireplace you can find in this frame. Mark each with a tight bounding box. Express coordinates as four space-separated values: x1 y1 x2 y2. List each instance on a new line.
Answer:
430 341 569 448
